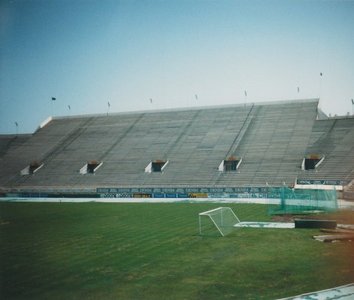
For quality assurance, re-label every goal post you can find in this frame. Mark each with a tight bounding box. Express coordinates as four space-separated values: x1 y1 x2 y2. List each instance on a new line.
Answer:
199 207 240 237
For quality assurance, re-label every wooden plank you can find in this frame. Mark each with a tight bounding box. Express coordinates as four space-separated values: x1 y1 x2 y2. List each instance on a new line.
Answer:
337 224 354 230
313 234 354 242
320 228 354 234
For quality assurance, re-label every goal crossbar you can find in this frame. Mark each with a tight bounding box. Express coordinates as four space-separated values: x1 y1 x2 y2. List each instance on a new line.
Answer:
199 207 229 216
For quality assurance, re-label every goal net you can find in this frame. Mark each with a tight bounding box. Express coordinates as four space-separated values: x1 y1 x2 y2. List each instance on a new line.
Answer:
199 207 240 237
267 186 338 215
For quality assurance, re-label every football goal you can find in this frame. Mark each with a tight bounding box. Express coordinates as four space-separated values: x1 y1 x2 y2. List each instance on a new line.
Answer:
199 207 240 237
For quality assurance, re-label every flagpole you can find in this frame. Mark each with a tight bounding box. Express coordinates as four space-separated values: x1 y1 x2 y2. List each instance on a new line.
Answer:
319 73 323 100
51 97 56 116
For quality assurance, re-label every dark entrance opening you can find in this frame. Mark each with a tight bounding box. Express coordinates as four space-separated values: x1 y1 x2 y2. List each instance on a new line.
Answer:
87 160 100 174
29 161 41 174
223 156 241 172
224 160 239 171
303 154 323 170
151 160 166 172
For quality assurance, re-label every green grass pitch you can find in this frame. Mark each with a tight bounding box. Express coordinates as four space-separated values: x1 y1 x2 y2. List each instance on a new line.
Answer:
1 202 353 299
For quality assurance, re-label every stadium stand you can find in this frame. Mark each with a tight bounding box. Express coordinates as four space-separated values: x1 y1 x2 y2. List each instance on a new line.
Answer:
300 117 354 182
0 99 353 199
0 134 31 157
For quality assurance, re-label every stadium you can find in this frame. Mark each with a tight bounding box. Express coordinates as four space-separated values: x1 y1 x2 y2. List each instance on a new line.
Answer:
1 98 354 199
1 99 354 299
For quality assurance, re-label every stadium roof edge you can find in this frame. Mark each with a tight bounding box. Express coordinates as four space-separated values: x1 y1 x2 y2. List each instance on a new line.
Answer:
49 98 320 121
0 133 32 138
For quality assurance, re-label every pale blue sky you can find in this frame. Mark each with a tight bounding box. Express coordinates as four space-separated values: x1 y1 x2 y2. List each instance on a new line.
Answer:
1 0 354 134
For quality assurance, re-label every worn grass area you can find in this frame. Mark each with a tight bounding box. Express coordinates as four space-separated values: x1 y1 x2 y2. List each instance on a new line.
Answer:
1 202 353 300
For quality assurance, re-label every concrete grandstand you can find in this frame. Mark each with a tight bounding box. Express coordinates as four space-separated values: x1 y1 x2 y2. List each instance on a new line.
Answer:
1 99 353 199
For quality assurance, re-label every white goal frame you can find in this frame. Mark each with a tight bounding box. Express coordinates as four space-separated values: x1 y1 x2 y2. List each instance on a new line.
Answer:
199 207 240 237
